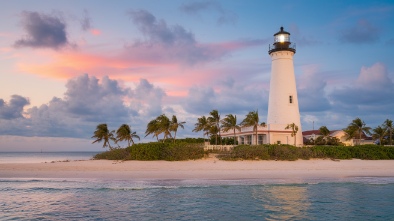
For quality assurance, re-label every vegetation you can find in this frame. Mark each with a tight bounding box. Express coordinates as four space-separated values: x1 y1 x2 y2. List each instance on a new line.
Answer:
221 114 240 145
116 124 140 147
94 142 204 161
344 117 371 145
239 110 266 145
145 114 186 143
285 123 299 146
207 110 221 145
384 119 393 145
193 116 210 141
91 124 117 150
217 144 394 161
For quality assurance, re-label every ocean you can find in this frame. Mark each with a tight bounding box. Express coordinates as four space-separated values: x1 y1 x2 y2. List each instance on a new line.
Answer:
1 152 394 220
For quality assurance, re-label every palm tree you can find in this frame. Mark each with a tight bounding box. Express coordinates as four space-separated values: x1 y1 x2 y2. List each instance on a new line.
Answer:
346 117 371 145
285 123 299 146
145 119 160 141
240 110 266 145
116 124 140 147
145 115 173 142
208 110 221 145
319 126 330 145
92 123 116 150
170 115 186 143
156 114 172 142
221 114 241 145
193 116 210 141
372 126 387 146
383 119 393 145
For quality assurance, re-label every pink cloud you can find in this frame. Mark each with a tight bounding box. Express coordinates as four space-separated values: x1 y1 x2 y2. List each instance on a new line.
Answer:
90 29 101 36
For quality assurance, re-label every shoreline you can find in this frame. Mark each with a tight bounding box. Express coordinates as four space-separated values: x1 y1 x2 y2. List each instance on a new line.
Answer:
1 157 394 181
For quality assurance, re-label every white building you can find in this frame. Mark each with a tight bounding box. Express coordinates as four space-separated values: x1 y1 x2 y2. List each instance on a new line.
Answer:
221 27 303 146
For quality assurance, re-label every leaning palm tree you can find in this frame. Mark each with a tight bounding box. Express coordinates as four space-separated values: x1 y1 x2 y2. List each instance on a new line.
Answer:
170 115 186 143
372 126 387 146
319 126 331 145
207 110 221 145
92 123 116 150
156 114 172 142
193 116 210 141
383 119 393 145
285 123 299 146
240 110 266 145
347 117 371 145
145 119 160 141
221 114 241 145
116 124 140 147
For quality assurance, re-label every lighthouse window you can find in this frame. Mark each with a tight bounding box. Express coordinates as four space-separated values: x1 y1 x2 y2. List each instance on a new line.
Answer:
289 95 293 104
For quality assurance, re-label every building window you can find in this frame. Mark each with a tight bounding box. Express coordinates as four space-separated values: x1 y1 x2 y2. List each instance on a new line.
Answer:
289 95 293 104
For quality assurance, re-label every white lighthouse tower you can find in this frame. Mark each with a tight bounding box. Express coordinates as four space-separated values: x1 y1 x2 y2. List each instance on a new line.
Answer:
267 27 303 146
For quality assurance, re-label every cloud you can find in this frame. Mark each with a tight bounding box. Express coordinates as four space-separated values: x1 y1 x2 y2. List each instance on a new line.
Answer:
180 0 237 25
327 63 394 117
14 11 71 49
339 19 380 44
0 75 166 138
297 65 331 112
124 10 259 66
0 95 30 119
80 9 91 31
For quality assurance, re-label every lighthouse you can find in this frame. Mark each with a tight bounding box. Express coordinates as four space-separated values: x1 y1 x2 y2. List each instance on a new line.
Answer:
267 27 303 146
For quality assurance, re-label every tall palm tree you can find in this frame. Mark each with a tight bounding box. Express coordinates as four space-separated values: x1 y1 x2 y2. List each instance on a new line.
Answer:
145 119 160 141
193 116 210 141
347 117 371 145
319 126 330 145
221 114 241 145
285 123 299 146
92 123 116 150
208 110 221 145
116 124 140 147
170 115 186 143
383 119 393 145
156 114 172 142
240 110 266 145
372 126 387 146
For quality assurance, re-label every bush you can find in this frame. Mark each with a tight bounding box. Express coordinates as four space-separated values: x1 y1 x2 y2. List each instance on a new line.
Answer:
130 142 205 161
93 148 129 160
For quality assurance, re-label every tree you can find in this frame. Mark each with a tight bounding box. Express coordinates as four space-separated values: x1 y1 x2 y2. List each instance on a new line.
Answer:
145 114 173 142
383 119 393 145
285 123 299 146
221 114 241 145
319 126 330 145
92 123 116 150
145 119 160 141
170 115 186 143
346 117 371 145
193 116 210 141
208 110 221 145
240 110 266 145
372 126 387 146
116 124 140 147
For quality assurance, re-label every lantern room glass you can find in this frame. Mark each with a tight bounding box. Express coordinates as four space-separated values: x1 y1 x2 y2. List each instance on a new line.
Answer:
275 33 290 43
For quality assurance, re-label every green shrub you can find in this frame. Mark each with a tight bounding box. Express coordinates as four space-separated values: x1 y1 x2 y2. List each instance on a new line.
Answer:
93 148 129 160
125 142 204 161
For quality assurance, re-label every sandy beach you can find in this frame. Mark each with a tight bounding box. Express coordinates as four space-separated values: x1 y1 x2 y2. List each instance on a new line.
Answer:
1 155 393 180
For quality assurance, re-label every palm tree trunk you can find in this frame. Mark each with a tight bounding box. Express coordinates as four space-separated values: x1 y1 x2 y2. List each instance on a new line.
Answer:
255 125 258 145
173 131 177 143
233 128 236 145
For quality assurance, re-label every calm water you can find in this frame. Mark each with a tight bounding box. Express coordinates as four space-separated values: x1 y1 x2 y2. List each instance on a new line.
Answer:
0 152 99 163
1 152 394 220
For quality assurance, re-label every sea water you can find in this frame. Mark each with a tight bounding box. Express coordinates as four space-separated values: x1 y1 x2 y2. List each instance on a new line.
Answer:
0 152 99 163
1 153 394 220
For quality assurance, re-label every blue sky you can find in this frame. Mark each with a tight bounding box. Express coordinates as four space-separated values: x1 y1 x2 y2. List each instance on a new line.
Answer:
1 0 394 151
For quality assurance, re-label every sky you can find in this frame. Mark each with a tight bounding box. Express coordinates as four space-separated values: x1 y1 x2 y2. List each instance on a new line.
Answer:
1 0 394 151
